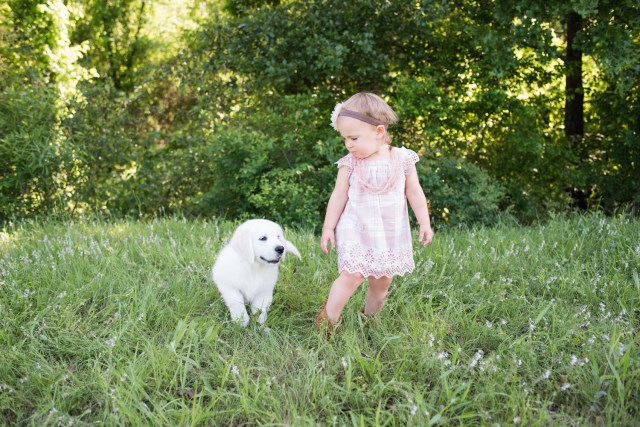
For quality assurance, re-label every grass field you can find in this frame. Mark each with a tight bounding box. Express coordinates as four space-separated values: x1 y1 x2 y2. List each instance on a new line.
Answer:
1 213 639 426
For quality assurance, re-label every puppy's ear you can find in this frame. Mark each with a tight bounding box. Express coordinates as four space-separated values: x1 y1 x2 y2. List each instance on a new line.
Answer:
229 224 255 263
284 239 301 260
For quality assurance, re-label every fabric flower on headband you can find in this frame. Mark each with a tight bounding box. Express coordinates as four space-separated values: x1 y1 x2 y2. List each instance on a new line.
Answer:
330 102 344 131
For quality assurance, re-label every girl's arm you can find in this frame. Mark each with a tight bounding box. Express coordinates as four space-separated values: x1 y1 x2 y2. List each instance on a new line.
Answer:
321 166 350 254
405 169 434 245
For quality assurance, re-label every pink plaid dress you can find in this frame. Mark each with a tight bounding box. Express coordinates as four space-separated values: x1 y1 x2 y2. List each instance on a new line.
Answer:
335 147 420 278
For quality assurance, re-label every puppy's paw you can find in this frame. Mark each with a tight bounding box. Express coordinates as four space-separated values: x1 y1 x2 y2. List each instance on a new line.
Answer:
230 312 250 328
257 312 268 326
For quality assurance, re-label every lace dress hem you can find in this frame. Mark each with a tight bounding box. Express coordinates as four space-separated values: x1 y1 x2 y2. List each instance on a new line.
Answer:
337 265 415 279
337 244 415 279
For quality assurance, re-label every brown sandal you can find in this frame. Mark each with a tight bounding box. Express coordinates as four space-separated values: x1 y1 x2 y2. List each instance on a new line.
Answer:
315 303 337 332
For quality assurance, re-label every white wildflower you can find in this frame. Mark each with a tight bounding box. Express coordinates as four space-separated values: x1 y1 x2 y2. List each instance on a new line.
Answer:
0 384 15 394
231 365 240 376
561 383 571 391
341 357 348 369
469 349 484 368
543 369 551 379
570 355 578 366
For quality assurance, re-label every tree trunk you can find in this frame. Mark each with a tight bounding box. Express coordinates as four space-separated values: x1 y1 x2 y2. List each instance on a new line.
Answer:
565 11 587 209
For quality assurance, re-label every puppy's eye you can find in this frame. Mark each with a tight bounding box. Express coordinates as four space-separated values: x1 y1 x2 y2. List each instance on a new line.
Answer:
259 236 267 241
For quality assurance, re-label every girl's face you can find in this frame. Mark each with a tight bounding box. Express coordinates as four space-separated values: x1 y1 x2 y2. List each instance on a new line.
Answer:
336 116 387 159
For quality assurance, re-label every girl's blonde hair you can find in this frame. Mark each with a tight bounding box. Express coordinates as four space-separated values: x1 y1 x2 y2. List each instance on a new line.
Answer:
341 92 398 144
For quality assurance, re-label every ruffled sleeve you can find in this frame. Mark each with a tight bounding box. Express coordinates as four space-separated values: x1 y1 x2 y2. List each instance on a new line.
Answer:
399 147 420 174
336 153 354 171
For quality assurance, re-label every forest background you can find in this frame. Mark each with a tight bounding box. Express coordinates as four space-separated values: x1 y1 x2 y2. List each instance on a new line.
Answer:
1 0 639 230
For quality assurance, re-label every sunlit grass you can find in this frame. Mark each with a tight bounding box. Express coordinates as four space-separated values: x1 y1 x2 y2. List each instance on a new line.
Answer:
1 213 638 425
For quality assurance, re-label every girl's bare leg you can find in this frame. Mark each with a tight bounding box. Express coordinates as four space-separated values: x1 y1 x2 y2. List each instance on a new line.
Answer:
363 276 393 316
324 271 365 323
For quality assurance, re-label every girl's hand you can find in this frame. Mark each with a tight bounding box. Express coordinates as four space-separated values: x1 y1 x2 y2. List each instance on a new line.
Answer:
321 227 336 254
418 224 434 246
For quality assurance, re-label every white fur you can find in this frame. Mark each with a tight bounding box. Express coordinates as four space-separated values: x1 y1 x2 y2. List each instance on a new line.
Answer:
211 219 301 327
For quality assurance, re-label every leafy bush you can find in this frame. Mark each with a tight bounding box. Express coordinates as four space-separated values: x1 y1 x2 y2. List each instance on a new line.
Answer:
4 0 639 227
248 167 324 229
61 82 144 216
62 75 205 218
196 95 341 229
0 78 66 222
417 155 505 228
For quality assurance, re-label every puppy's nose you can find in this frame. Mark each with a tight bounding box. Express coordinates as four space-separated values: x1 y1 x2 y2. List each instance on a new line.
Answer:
275 245 284 255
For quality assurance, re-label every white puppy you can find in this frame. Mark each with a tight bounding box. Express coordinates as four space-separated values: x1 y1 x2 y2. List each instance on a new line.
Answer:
211 219 301 327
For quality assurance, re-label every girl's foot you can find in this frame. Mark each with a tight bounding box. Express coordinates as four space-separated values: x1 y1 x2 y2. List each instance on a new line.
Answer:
315 303 337 332
360 306 382 320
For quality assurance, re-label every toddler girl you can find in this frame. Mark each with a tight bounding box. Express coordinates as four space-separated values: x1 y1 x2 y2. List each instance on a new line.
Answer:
317 92 433 329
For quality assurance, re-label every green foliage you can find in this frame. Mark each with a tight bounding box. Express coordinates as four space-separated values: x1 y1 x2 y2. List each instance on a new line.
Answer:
223 0 281 17
197 95 340 229
417 155 505 228
2 0 640 227
207 0 409 94
72 0 152 90
60 81 137 214
2 0 58 74
0 0 101 223
580 2 640 212
198 0 575 223
248 167 324 228
197 127 268 218
0 78 64 220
